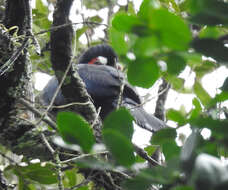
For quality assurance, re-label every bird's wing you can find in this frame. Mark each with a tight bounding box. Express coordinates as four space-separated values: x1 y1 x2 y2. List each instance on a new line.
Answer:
40 77 66 106
78 64 121 98
78 64 141 103
123 98 166 132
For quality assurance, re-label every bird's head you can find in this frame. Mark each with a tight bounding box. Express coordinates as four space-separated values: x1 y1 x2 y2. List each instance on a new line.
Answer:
78 44 118 68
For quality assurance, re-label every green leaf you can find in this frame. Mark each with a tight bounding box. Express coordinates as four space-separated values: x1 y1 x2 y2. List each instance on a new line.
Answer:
109 27 128 55
209 92 228 107
151 128 177 145
135 145 158 163
76 157 113 171
149 9 192 50
193 81 211 106
166 109 186 126
127 58 159 88
31 51 52 74
89 15 102 23
190 117 228 136
199 26 221 39
122 170 154 190
191 117 228 129
103 108 134 140
112 12 143 33
189 0 228 26
127 1 136 15
18 176 27 190
181 52 202 68
199 140 218 157
165 75 185 91
163 141 180 160
220 77 228 92
83 0 109 10
56 112 95 153
102 129 135 167
138 0 160 21
190 116 228 147
76 27 89 41
133 36 159 57
65 170 77 187
17 163 58 184
194 60 217 78
77 186 89 190
191 38 228 63
189 98 202 120
27 184 36 190
166 53 186 75
36 0 49 15
171 186 194 190
33 10 52 30
33 0 51 30
123 160 180 189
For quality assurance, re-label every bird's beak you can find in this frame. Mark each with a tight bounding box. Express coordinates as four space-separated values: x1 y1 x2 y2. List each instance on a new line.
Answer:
116 63 123 71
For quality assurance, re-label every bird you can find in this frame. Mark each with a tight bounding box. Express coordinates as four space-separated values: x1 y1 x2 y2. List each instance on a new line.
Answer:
40 44 165 132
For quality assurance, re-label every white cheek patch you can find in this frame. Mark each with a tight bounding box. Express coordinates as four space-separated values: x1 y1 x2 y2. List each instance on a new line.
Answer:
97 56 108 65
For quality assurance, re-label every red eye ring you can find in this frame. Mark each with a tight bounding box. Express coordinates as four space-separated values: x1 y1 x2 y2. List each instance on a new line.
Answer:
88 58 98 64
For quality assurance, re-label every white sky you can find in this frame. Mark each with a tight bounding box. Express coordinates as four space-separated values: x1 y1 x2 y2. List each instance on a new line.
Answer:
33 0 228 147
35 66 228 146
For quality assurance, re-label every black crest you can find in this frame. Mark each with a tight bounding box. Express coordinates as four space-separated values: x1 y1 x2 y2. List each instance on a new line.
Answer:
78 44 117 66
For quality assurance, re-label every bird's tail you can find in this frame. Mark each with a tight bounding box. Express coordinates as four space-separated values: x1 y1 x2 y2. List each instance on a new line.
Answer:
123 99 166 132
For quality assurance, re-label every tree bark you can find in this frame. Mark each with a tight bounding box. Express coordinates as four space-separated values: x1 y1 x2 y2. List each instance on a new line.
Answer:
0 0 32 152
50 0 102 142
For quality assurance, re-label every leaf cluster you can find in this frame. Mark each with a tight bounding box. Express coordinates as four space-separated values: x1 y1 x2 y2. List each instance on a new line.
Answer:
2 0 228 190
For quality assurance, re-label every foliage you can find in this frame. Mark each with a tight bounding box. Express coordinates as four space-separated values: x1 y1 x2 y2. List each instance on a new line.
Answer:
102 108 135 167
57 112 95 153
1 0 228 190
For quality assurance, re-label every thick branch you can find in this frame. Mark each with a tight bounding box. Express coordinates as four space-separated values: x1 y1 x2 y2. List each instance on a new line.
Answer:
154 79 170 121
50 0 102 141
0 0 31 147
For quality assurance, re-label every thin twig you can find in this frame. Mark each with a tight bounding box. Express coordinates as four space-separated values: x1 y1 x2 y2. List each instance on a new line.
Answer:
133 144 162 167
154 78 170 121
37 101 90 110
105 171 122 190
67 179 90 190
33 60 73 129
129 82 171 110
60 151 108 164
16 111 56 156
0 37 29 75
41 133 55 154
81 14 91 47
34 21 108 36
24 0 40 54
91 107 101 128
46 62 73 114
112 169 131 179
117 82 125 109
18 98 57 130
0 152 19 165
50 101 90 109
55 153 64 190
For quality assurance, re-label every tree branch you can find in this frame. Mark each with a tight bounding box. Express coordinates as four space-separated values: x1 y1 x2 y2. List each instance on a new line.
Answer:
18 98 57 130
50 0 102 142
154 78 170 121
0 0 33 150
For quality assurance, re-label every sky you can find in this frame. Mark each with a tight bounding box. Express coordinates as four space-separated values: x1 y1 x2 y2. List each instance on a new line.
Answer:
34 0 228 147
